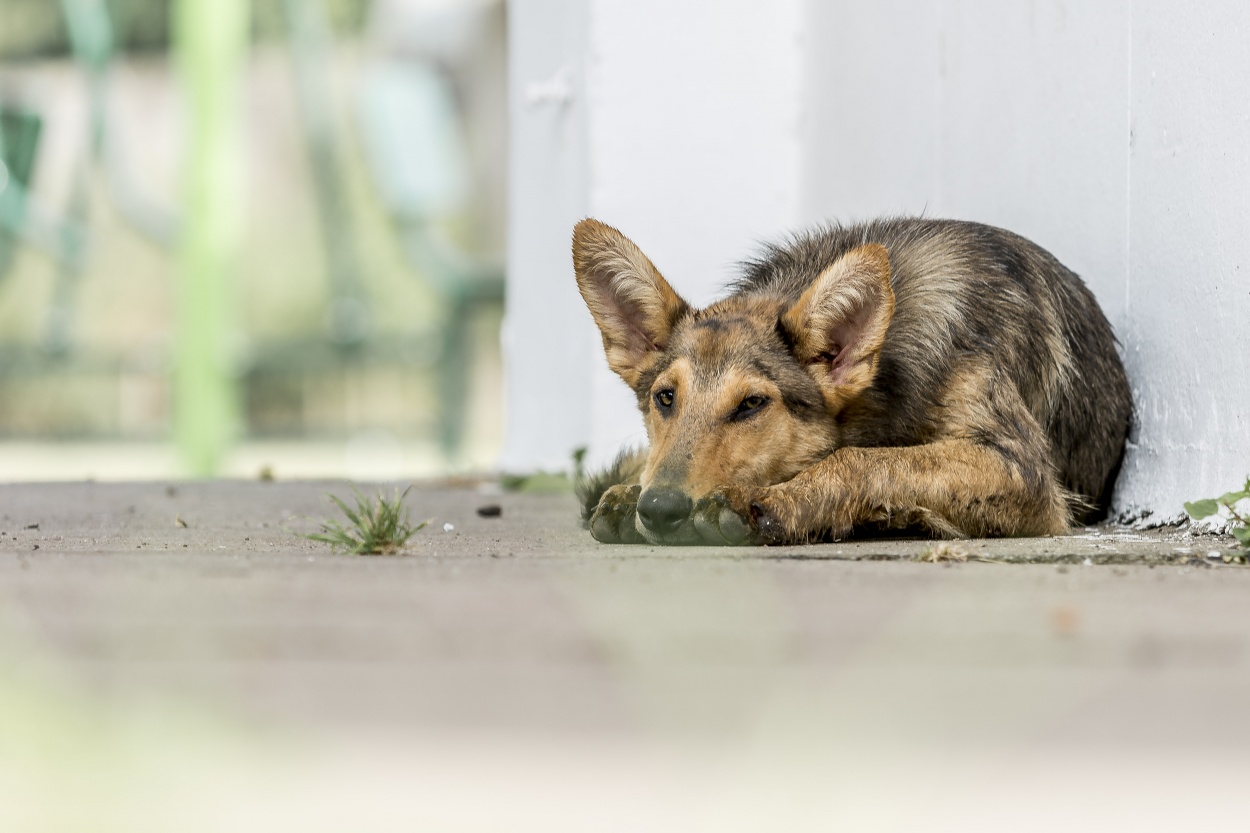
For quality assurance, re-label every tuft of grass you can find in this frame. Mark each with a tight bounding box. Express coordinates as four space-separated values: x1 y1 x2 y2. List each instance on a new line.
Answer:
301 486 428 555
916 542 970 563
915 542 1005 564
1185 477 1250 558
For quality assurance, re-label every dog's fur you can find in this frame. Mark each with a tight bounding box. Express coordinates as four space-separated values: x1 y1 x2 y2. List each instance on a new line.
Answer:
572 217 1132 545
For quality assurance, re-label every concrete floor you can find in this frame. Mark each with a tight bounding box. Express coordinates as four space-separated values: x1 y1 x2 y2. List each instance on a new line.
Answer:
2 480 1249 831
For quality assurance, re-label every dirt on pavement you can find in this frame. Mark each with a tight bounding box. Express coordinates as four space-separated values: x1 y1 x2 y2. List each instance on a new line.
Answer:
1 480 1248 832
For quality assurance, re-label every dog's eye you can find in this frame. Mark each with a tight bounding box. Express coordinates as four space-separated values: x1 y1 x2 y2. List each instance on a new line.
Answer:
654 389 675 410
731 395 769 421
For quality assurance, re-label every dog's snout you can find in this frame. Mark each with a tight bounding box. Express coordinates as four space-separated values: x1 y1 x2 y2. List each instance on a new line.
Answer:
637 489 692 536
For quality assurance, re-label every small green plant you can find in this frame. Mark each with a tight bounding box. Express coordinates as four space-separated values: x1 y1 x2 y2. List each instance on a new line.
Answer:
500 446 587 493
302 486 428 555
1184 477 1250 553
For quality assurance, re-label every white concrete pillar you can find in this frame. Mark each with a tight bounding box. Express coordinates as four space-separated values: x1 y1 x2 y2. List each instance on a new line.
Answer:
1117 0 1250 514
500 0 593 472
504 0 805 471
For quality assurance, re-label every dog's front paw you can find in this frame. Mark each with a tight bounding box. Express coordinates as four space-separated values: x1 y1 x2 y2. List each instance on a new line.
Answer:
589 484 645 544
691 487 798 546
689 489 760 546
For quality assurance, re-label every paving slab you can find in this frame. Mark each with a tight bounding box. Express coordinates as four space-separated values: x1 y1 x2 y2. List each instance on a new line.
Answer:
1 480 1248 831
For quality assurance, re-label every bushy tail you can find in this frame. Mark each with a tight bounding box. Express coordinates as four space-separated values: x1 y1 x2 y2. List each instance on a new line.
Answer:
574 447 648 527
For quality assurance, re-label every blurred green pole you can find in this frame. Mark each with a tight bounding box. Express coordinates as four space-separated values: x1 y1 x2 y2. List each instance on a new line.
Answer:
173 0 248 476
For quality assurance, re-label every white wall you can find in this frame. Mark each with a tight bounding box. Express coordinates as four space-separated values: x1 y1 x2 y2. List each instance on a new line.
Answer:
503 0 805 471
501 0 593 472
581 0 805 463
1122 2 1250 514
803 2 1131 330
505 0 1250 519
802 0 1250 516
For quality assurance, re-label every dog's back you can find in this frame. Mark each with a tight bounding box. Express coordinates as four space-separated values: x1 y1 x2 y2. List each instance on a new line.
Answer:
733 218 1132 519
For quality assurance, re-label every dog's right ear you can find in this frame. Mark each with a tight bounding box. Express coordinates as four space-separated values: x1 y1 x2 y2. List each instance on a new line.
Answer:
572 219 690 388
780 243 895 411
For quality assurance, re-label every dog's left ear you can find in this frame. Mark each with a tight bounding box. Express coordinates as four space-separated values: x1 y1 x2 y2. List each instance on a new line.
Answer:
572 219 690 388
781 243 895 407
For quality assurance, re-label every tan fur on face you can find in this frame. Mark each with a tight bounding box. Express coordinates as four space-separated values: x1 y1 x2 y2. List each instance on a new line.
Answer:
640 351 836 501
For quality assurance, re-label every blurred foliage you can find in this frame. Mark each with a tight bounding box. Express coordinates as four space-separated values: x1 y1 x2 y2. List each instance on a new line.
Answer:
1185 477 1250 556
500 448 584 493
499 471 573 494
0 0 371 60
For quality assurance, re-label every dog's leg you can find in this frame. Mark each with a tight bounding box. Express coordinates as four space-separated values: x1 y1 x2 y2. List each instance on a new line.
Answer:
712 363 1075 544
588 484 646 544
714 438 1071 544
578 447 649 543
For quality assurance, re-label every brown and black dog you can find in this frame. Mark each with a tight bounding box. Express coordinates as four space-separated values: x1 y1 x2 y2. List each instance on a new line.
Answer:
573 217 1132 545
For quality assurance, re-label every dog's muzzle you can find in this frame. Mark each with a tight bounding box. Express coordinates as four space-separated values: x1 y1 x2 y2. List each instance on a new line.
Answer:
636 488 692 537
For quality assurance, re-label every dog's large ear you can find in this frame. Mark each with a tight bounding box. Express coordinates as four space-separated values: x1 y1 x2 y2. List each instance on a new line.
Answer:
572 219 690 388
781 243 894 408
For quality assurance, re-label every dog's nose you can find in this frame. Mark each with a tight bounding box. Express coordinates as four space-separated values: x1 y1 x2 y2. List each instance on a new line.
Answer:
637 489 692 536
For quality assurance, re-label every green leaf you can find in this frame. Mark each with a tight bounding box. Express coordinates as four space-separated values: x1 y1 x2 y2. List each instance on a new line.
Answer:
1233 526 1250 547
1216 489 1250 506
328 493 362 528
1184 499 1221 520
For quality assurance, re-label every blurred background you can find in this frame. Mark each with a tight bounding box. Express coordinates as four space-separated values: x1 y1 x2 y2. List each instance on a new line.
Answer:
0 0 506 481
3 5 1250 829
3 0 1248 513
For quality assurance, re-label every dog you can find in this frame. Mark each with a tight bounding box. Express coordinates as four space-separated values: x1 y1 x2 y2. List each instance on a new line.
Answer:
572 217 1132 545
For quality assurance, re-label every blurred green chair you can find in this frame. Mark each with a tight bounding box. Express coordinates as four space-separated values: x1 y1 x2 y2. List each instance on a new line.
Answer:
283 0 503 457
0 0 172 347
355 59 504 457
0 105 42 278
0 101 87 353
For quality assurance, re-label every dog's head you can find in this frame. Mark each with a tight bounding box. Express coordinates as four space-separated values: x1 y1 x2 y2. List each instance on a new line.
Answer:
572 219 894 543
